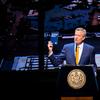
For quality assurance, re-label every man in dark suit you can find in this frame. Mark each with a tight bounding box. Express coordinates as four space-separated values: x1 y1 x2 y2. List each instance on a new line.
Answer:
48 27 97 73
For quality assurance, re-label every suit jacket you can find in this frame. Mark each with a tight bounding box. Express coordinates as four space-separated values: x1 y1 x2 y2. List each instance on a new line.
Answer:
49 43 97 72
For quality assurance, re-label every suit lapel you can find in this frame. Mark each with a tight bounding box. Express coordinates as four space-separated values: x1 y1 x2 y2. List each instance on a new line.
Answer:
70 44 76 65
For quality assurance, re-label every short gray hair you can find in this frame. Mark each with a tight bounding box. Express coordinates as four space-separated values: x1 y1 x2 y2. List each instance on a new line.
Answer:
75 27 86 36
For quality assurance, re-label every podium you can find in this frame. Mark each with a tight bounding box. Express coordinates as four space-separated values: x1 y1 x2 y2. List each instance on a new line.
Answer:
56 65 99 100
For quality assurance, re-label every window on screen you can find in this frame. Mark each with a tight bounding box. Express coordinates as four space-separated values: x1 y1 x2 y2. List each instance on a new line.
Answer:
44 1 100 69
0 1 40 71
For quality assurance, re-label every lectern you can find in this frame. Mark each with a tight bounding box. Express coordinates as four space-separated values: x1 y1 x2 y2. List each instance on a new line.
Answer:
56 65 99 100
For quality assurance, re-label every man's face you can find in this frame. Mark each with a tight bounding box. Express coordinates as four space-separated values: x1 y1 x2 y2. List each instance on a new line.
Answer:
74 31 85 45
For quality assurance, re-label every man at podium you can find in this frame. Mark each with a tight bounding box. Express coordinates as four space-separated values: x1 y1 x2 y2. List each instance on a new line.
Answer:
48 27 97 74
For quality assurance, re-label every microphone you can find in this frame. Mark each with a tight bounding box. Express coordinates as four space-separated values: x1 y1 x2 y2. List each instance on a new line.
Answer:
76 44 77 52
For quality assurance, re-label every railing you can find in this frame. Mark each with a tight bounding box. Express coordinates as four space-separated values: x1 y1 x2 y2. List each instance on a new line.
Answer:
12 55 55 71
